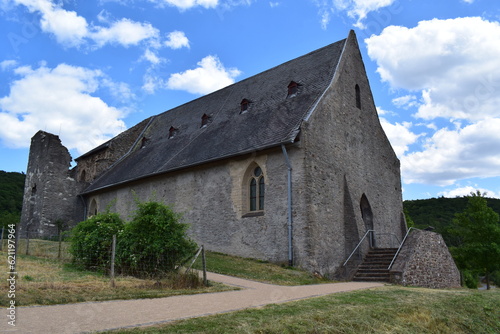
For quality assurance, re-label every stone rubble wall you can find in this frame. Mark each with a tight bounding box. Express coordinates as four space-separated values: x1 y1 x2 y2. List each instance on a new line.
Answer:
390 229 461 289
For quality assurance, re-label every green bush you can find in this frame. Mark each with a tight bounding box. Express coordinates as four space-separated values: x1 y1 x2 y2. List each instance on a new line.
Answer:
116 201 197 279
69 212 124 271
461 269 479 289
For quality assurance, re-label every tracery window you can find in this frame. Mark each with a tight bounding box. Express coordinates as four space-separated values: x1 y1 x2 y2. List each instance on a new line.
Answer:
249 166 265 211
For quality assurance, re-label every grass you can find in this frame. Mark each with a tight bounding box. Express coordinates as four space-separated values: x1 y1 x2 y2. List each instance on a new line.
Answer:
107 287 500 334
1 252 233 307
192 251 330 285
0 239 325 307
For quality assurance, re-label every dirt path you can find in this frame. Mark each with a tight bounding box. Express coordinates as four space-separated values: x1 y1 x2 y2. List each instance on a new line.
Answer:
2 273 384 334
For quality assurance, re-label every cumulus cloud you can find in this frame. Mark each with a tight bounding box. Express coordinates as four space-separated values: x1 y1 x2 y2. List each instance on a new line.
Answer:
401 118 500 186
0 63 127 154
438 186 500 199
366 17 500 121
166 55 241 95
91 19 159 48
367 17 500 189
12 0 88 46
379 117 419 157
10 0 160 49
164 31 190 49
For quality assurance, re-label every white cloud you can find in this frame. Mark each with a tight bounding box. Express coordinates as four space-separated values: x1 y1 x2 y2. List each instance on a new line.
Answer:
164 31 190 49
12 0 88 46
379 117 419 157
166 55 241 95
401 118 500 186
141 49 163 65
153 0 219 10
366 17 500 121
91 18 159 47
10 0 160 49
0 60 18 71
312 0 397 29
392 94 418 109
438 186 500 199
0 63 126 154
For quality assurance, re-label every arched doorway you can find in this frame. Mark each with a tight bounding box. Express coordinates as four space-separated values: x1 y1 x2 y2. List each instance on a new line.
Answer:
360 194 374 248
88 198 98 218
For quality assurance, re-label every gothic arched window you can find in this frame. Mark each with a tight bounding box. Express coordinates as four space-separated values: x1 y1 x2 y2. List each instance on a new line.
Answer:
249 166 265 211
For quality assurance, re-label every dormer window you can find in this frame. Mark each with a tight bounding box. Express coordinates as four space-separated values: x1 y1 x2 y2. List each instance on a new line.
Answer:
140 136 148 148
168 126 178 139
240 99 251 113
287 81 300 98
201 114 211 128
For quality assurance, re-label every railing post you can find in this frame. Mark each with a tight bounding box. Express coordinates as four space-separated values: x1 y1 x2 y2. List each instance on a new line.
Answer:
201 245 207 286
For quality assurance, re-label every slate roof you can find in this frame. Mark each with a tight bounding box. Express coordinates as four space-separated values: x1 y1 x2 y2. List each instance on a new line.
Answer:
82 37 347 194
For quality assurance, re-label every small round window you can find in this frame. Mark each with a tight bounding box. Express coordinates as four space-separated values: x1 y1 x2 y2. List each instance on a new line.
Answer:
254 167 262 177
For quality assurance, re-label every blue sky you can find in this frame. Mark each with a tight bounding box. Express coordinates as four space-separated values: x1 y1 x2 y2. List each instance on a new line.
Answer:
1 0 500 200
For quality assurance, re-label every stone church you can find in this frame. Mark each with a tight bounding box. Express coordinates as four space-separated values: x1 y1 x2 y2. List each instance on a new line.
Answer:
21 31 453 282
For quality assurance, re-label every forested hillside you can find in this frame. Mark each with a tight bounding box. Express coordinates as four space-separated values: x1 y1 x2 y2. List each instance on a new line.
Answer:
404 196 500 246
0 170 26 225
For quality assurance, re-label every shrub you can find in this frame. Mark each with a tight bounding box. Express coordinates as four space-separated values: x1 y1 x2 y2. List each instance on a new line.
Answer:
69 212 124 271
116 201 197 279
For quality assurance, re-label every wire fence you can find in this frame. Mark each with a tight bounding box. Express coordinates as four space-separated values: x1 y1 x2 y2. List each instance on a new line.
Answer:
2 234 208 288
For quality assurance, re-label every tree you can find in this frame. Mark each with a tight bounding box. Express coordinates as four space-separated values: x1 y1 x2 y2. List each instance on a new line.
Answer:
450 191 500 289
117 201 197 279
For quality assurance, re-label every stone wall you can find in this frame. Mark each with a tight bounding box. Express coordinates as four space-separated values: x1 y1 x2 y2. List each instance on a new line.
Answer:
302 30 405 278
75 118 152 183
19 131 85 239
86 145 309 266
390 229 461 289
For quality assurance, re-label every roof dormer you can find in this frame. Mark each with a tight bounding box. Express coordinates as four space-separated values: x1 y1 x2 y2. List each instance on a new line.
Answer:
287 81 301 98
201 113 212 128
240 99 252 114
168 126 178 139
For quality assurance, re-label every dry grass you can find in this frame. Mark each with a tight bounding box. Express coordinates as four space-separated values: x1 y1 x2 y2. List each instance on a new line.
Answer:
0 239 234 307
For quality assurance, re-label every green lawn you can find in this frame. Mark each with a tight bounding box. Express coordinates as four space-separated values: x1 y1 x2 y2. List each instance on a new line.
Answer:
108 287 500 334
192 251 330 285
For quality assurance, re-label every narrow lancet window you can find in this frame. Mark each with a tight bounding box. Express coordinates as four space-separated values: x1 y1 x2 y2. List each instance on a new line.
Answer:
355 84 361 109
249 166 265 212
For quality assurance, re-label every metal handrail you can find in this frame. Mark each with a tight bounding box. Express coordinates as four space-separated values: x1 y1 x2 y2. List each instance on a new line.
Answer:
343 229 374 267
387 227 420 270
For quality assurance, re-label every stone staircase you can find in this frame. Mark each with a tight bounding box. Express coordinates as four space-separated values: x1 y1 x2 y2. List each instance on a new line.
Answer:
352 248 398 282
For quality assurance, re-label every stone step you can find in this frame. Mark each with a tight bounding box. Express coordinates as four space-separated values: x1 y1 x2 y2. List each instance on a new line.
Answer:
352 248 398 283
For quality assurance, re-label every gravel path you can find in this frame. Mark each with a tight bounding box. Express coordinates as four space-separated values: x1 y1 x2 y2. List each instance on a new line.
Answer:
2 273 384 334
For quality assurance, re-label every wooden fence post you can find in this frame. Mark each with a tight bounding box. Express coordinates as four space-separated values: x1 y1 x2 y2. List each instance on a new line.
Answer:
201 245 207 286
110 234 116 288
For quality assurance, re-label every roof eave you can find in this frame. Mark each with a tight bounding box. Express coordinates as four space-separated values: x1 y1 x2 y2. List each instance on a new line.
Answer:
79 137 298 196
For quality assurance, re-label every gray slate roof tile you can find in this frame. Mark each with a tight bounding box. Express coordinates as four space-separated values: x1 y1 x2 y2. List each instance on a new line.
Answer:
83 38 346 194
